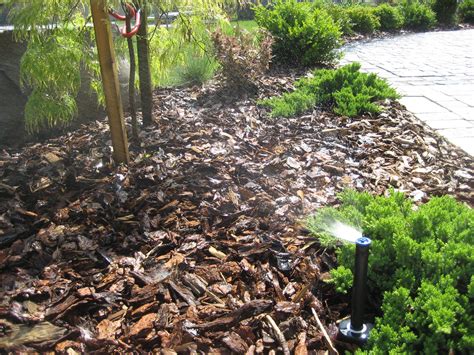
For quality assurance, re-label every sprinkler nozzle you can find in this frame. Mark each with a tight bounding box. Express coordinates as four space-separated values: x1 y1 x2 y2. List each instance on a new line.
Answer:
338 236 373 346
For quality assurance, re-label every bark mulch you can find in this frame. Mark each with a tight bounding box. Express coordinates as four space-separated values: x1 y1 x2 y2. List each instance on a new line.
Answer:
0 73 472 353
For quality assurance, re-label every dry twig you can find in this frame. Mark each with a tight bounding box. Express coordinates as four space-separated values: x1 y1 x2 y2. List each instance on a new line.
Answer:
311 307 339 355
265 315 290 355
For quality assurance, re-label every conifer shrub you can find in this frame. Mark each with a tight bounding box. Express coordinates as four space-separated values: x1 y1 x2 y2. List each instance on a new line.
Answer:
254 0 342 66
346 5 381 34
307 190 474 353
400 0 437 30
373 4 404 31
432 0 458 25
259 63 399 118
459 0 474 23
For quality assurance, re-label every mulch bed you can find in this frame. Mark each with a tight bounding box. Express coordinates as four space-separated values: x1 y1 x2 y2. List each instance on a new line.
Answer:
0 71 472 353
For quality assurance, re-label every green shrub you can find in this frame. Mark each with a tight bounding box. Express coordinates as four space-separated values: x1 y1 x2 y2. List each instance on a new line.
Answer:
259 62 399 118
400 1 437 30
432 0 458 25
254 0 342 66
373 4 404 31
325 4 354 35
459 0 474 23
307 191 474 353
346 5 381 34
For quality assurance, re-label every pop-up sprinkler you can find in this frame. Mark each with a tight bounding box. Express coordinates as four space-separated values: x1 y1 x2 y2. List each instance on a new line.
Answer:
338 236 373 346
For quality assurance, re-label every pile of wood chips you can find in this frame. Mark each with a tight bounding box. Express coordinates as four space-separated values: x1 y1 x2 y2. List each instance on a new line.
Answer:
0 72 472 353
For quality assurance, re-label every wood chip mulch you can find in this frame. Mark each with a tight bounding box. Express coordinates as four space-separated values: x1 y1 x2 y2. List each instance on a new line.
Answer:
0 72 472 353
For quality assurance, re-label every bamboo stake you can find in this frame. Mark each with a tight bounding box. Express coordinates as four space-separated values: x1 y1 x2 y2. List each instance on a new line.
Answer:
90 0 130 164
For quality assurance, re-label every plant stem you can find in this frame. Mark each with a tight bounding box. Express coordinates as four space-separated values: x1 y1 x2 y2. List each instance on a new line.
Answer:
135 0 153 126
125 14 138 140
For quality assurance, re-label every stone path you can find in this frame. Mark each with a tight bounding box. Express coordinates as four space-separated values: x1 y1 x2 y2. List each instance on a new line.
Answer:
341 29 474 156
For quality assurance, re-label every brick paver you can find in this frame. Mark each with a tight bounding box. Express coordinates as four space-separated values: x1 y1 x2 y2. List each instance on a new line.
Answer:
341 29 474 156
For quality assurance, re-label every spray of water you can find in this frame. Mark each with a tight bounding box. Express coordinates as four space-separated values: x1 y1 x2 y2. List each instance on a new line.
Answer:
323 221 363 244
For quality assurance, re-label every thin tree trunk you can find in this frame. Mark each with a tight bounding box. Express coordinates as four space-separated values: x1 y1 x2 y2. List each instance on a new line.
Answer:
125 15 138 140
135 0 153 126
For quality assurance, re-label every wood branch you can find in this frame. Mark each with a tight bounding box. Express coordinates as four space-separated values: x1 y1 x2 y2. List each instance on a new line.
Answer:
194 300 272 331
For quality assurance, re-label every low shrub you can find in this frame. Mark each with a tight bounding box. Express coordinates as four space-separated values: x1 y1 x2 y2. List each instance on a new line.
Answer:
325 4 354 35
400 0 437 30
373 4 404 31
259 62 399 118
211 29 273 92
254 0 342 66
459 0 474 23
346 5 381 34
307 190 474 353
432 0 458 25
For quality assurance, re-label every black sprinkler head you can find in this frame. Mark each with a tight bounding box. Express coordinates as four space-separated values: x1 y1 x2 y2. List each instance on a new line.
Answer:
338 236 373 346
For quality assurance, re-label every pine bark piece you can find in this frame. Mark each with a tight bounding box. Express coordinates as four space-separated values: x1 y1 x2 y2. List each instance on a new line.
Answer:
0 320 67 349
129 313 157 338
222 331 249 353
182 272 208 296
167 280 199 306
194 299 273 331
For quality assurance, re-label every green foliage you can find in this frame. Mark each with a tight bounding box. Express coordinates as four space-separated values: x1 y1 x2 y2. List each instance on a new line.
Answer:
459 0 474 23
6 0 236 132
400 0 437 30
346 5 381 34
327 263 354 293
324 4 354 35
432 0 458 25
7 0 95 133
231 20 259 34
307 191 474 353
148 13 226 88
168 47 218 87
254 0 342 66
259 63 399 118
373 4 404 31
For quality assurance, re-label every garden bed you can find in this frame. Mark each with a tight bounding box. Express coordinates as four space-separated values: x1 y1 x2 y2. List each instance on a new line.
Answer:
0 72 472 353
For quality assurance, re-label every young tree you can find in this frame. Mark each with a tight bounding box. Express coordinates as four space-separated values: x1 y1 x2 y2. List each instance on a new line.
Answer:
123 3 138 139
134 0 153 126
6 0 240 144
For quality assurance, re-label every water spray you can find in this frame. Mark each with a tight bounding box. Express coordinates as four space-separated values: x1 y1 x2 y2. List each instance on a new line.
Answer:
338 236 373 345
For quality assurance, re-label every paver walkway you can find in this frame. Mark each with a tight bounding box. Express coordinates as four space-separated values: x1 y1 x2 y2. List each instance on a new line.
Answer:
341 29 474 156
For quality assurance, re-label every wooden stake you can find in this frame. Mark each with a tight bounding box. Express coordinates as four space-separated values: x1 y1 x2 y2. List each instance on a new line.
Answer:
90 0 130 164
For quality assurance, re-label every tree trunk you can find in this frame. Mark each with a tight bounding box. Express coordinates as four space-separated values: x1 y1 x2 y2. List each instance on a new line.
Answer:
125 15 138 140
135 0 153 126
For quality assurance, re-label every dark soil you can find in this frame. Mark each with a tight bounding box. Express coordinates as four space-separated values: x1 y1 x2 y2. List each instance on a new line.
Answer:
0 72 472 353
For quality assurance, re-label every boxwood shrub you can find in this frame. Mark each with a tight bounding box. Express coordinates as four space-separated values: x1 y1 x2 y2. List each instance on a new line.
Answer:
307 190 474 353
346 5 381 34
373 4 404 31
459 0 474 23
400 0 437 30
432 0 458 25
254 0 342 66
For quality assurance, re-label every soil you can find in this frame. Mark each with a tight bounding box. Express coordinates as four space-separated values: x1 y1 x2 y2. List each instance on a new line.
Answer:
0 71 472 353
